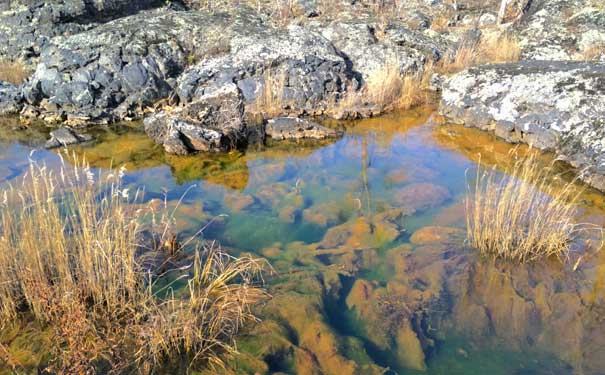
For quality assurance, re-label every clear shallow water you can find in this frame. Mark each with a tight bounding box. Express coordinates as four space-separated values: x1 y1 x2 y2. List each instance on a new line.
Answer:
1 109 604 374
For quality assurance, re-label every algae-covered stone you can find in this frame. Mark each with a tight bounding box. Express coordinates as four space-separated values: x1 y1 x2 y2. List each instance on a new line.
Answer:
256 271 387 375
302 201 344 227
409 226 463 245
394 182 451 213
395 322 427 371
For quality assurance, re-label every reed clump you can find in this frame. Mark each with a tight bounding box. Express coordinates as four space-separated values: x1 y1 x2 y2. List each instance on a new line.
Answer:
0 153 267 373
465 152 581 263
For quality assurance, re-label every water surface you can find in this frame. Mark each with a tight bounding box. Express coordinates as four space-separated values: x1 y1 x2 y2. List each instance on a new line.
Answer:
1 109 604 374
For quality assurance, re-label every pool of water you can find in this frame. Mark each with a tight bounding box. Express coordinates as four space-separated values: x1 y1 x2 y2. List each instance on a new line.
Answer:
1 108 604 374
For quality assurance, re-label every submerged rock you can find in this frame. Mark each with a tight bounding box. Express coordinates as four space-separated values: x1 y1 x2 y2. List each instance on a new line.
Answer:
394 182 451 213
252 270 387 374
395 322 427 372
440 61 605 191
409 226 463 245
266 117 341 141
45 126 92 148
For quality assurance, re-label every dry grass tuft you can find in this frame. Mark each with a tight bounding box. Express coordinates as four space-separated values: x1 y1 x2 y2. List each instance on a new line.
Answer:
439 33 521 74
0 60 30 85
482 33 521 63
465 152 583 263
0 153 268 372
580 43 605 61
430 13 455 32
365 59 434 112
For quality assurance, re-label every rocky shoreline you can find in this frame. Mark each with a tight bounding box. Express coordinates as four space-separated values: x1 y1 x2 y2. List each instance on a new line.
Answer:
439 61 605 192
0 0 604 189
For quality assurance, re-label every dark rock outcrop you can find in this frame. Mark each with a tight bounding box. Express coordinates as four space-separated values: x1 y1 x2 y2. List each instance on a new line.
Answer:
0 0 165 61
0 0 457 152
21 7 225 125
440 61 605 191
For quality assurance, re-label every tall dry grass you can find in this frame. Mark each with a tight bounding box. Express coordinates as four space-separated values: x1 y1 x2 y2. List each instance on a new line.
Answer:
0 153 267 373
365 59 434 112
439 33 521 74
465 152 583 263
0 60 30 85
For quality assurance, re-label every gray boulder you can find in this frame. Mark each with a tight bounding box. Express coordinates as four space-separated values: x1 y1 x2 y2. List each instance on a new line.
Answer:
144 84 246 155
440 61 605 192
176 22 353 118
21 8 235 124
0 81 23 116
312 20 428 82
266 117 341 141
517 0 605 61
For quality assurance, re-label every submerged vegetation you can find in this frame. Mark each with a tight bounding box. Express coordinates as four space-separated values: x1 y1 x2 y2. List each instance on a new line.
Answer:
0 154 267 373
465 152 583 263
